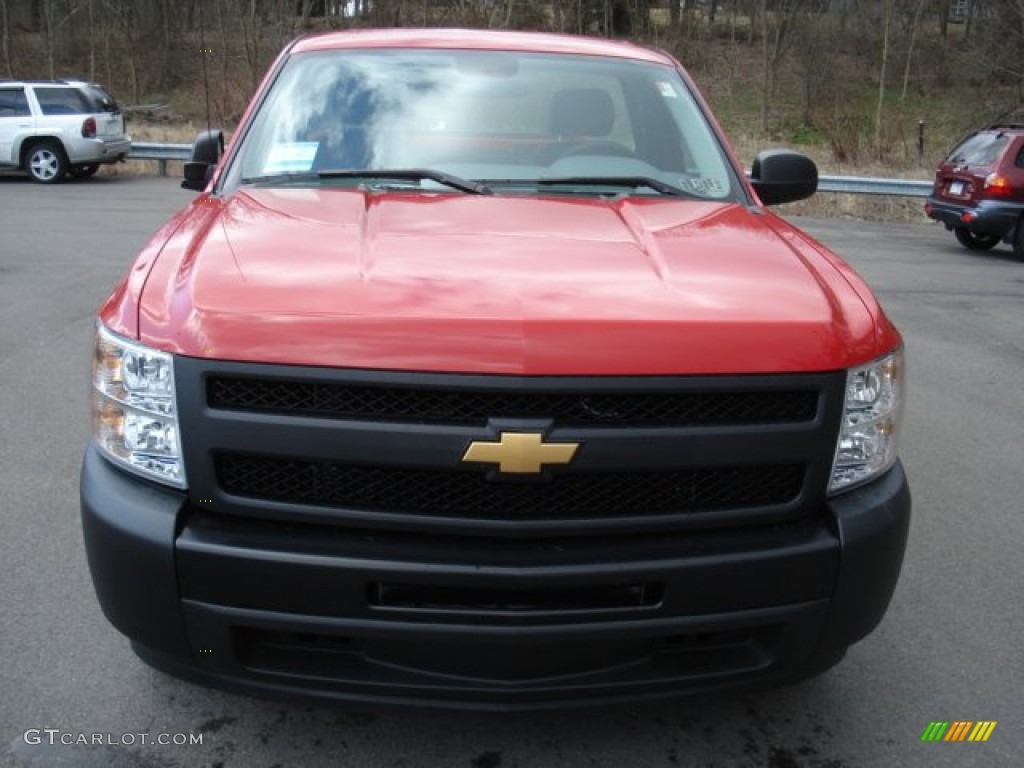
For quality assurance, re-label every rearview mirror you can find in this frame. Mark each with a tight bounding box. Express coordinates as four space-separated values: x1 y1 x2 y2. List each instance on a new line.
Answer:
181 129 225 192
749 150 818 206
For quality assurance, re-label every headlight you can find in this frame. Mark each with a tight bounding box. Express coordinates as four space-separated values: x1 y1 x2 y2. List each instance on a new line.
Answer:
91 324 186 487
829 349 904 494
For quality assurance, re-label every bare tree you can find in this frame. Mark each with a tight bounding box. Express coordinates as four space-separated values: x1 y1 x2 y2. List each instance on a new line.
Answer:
791 0 840 125
40 0 57 78
35 0 84 79
216 0 233 122
968 0 1024 107
875 0 895 157
110 0 140 102
239 0 266 91
759 0 768 131
900 0 929 100
759 0 808 132
101 0 112 89
86 0 95 81
1 0 13 77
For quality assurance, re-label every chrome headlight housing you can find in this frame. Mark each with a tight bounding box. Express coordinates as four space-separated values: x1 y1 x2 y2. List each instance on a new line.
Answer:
829 349 904 494
91 324 186 487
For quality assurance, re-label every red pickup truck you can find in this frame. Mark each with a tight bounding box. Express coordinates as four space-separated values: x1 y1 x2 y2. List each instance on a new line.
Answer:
82 29 910 710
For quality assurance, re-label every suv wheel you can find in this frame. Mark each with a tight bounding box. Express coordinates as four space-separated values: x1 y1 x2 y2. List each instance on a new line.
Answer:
25 141 68 184
69 164 100 178
953 227 999 251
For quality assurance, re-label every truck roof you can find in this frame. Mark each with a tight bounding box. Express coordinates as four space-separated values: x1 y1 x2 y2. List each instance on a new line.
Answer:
289 27 674 66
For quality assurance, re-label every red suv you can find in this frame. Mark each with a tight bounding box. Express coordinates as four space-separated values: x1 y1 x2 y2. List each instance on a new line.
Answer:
925 124 1024 256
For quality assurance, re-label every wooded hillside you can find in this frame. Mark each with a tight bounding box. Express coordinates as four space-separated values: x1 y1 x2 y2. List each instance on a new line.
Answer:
1 1 1021 168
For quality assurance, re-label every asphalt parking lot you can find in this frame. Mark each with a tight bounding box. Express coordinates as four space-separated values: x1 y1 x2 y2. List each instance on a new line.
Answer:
1 174 1021 768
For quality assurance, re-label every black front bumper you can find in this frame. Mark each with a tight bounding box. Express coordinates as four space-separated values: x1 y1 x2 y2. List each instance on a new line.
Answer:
926 196 1024 240
81 446 910 710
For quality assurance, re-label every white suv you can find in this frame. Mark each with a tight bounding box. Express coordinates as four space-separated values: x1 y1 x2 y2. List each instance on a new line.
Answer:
0 79 131 183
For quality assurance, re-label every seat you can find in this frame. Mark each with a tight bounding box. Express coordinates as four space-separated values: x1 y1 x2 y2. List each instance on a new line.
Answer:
550 88 616 140
540 88 634 165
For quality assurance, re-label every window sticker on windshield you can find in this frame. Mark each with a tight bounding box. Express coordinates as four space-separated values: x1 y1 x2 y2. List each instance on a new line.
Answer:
657 81 677 99
681 177 725 196
263 142 319 174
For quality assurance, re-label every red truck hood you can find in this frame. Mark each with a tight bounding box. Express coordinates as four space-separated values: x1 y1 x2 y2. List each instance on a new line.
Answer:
135 187 881 375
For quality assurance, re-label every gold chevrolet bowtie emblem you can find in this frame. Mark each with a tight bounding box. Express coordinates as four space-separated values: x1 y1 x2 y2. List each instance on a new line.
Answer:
462 432 580 474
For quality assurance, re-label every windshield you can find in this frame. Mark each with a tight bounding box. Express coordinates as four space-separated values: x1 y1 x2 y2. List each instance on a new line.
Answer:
222 48 738 199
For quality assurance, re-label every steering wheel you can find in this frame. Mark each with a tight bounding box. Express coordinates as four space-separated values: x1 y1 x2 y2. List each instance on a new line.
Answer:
545 140 639 163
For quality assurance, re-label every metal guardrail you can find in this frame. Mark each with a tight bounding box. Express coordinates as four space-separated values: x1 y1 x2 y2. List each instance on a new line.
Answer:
127 142 935 197
128 142 191 175
818 174 932 198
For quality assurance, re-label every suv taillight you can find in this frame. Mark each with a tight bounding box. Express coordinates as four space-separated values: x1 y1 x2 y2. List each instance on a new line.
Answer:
984 173 1012 196
82 117 97 139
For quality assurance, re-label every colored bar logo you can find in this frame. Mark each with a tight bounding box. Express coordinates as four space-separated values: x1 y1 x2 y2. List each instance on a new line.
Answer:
921 721 997 742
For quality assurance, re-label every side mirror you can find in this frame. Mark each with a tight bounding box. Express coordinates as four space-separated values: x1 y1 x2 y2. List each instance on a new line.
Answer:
181 129 225 191
749 150 818 206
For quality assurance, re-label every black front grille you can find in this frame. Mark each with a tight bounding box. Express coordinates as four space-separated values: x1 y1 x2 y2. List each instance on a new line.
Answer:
215 454 804 520
207 376 817 427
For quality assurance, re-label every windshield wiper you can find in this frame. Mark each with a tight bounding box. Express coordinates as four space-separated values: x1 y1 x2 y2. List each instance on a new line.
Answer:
317 169 492 195
241 169 492 195
241 171 321 186
533 176 692 197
